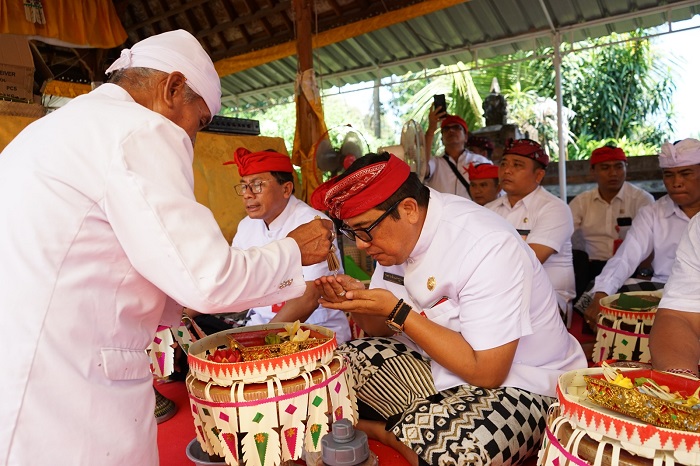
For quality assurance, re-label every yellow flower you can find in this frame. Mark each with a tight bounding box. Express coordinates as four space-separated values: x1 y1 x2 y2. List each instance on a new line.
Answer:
279 321 301 339
611 373 634 389
292 329 310 342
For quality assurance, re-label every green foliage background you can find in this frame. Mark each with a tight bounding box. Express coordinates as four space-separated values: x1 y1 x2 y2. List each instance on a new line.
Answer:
223 30 677 162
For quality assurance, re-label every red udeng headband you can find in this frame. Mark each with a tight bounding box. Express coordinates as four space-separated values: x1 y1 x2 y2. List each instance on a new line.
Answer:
590 146 626 166
503 138 549 167
310 154 411 219
467 162 499 180
223 147 294 175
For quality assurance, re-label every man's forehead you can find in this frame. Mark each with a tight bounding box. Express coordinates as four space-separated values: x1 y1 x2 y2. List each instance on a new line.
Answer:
343 208 381 227
240 172 272 182
595 160 626 169
662 164 700 173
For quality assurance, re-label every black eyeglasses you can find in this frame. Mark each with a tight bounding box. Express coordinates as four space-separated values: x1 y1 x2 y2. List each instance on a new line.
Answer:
234 180 269 196
338 199 402 242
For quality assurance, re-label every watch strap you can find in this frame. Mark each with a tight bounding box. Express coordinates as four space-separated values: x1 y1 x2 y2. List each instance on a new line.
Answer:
387 299 403 321
386 302 412 333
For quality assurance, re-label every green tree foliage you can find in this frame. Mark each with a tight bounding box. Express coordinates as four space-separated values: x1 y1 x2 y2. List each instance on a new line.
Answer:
527 31 675 147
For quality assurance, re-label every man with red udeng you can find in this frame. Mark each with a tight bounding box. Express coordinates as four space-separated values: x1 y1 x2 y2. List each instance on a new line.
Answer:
568 145 654 297
424 107 491 199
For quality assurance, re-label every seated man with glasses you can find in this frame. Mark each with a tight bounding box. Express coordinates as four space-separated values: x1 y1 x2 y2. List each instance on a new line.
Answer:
190 147 351 343
423 107 491 199
310 152 586 466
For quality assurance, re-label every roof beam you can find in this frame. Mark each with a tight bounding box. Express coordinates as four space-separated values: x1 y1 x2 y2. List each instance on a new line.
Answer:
214 0 469 77
221 0 700 105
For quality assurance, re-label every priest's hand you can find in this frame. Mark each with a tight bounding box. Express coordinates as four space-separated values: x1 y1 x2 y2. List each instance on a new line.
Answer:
287 218 334 265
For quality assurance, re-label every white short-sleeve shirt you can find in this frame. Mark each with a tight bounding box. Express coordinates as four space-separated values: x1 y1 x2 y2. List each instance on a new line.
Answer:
425 150 491 199
486 186 576 312
657 214 700 313
233 196 352 343
592 195 692 296
371 189 586 397
569 182 654 261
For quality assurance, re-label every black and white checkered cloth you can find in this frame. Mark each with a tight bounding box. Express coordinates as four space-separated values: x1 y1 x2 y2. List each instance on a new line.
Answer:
338 337 554 466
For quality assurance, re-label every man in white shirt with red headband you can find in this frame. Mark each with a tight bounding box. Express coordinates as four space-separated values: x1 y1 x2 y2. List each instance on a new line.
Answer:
467 162 502 206
310 152 585 466
486 139 576 325
424 108 491 199
583 138 700 329
226 147 351 343
569 145 654 296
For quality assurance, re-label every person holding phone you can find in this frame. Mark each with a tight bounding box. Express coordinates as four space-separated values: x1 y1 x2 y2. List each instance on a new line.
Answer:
568 145 654 298
423 95 492 199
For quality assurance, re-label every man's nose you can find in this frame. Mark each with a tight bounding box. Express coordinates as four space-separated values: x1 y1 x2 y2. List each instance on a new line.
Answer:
355 237 370 250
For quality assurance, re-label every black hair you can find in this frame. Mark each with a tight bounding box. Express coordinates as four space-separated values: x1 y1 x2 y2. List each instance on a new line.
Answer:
261 149 296 194
337 152 430 219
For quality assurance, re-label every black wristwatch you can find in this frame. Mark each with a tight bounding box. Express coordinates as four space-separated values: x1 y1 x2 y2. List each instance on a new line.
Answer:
637 267 653 279
386 302 412 333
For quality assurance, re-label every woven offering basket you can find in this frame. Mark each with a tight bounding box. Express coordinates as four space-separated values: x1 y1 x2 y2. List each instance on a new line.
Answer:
536 367 700 466
584 369 700 433
593 291 662 364
185 323 358 466
188 323 337 385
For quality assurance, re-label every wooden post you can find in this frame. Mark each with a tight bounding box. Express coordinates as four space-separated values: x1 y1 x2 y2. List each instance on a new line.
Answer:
295 0 313 171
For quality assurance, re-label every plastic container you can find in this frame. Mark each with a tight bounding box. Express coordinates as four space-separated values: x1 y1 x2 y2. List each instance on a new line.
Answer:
185 438 229 465
315 419 379 466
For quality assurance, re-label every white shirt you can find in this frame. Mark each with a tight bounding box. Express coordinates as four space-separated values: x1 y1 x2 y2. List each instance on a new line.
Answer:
233 196 351 343
486 186 576 313
425 150 491 199
659 214 700 313
0 84 306 466
569 182 654 261
371 189 586 397
592 195 692 296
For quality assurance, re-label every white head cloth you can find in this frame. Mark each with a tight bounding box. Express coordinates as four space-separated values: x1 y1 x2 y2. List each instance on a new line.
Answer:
105 29 221 119
659 138 700 168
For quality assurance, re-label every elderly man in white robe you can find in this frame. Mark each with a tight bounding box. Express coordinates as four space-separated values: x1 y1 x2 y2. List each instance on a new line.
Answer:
0 30 333 466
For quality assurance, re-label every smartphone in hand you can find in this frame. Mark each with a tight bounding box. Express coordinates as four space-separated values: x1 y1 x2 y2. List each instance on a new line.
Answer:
433 94 446 113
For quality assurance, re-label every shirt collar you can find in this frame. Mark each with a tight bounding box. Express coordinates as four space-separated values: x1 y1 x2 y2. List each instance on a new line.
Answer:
592 182 627 203
501 185 541 210
661 194 690 220
407 188 442 262
264 196 295 231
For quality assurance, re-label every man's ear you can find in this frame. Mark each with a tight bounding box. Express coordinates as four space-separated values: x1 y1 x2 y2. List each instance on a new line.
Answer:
400 197 420 224
162 71 188 109
535 167 546 184
282 181 294 198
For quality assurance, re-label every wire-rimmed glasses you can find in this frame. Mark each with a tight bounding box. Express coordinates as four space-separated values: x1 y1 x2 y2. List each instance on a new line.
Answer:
234 180 268 196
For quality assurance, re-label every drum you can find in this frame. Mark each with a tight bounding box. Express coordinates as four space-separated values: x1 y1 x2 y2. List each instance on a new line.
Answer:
592 291 662 364
537 367 700 466
186 323 357 466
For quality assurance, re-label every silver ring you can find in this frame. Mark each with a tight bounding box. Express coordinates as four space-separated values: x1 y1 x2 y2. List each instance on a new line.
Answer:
337 290 346 297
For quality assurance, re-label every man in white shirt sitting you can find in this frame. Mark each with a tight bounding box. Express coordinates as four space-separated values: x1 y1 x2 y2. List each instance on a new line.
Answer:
583 138 700 329
423 107 490 199
486 139 575 325
569 145 654 297
226 147 352 343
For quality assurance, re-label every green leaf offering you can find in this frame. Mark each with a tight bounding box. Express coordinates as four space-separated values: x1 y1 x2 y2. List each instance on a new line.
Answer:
614 293 660 311
264 332 283 345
